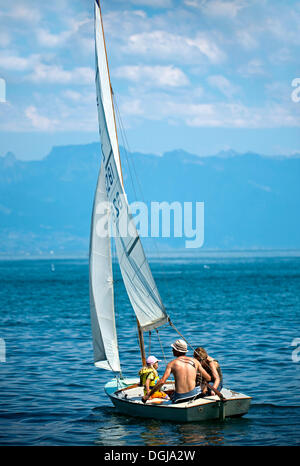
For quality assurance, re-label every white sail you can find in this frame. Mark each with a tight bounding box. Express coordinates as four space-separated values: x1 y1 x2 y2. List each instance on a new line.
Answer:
89 162 120 372
94 0 122 182
94 0 168 332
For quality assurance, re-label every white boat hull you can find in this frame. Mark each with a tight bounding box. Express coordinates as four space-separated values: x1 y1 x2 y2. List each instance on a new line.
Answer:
105 378 251 422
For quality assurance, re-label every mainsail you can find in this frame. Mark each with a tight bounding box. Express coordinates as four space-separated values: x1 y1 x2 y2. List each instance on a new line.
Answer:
89 0 168 371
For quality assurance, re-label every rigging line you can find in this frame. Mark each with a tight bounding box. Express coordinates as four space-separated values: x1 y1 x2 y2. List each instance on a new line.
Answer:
156 328 175 382
113 95 140 204
155 329 167 364
168 318 198 356
114 97 144 202
167 319 206 386
113 95 174 344
148 331 151 356
113 94 164 259
113 94 171 309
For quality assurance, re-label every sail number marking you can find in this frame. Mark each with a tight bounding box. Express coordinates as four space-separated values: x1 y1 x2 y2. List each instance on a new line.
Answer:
105 162 115 194
112 191 123 219
104 158 123 220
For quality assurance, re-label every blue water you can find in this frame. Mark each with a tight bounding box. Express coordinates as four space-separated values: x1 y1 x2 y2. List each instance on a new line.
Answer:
0 255 299 446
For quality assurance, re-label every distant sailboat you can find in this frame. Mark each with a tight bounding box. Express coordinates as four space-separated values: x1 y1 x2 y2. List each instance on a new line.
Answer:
89 0 251 422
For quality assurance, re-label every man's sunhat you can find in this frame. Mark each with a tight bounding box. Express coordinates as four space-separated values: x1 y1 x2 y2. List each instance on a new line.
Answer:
171 339 188 353
146 355 161 365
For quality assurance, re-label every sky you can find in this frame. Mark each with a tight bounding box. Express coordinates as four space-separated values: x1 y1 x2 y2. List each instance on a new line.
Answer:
0 0 299 160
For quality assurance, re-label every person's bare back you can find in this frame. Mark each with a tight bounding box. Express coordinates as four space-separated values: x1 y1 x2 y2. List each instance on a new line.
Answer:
170 356 199 393
168 356 210 393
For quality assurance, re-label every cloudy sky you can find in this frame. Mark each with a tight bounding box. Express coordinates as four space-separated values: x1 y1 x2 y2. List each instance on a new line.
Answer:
0 0 299 160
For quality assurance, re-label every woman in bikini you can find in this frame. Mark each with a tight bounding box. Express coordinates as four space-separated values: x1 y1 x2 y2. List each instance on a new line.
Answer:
193 347 223 396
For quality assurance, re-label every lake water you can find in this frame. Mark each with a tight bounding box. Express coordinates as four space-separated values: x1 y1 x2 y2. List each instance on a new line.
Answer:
0 254 299 446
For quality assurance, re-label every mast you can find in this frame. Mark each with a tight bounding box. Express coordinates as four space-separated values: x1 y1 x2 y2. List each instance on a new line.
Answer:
96 0 146 365
137 319 146 366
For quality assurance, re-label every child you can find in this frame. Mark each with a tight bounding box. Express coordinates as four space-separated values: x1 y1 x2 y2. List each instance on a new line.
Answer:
139 355 168 399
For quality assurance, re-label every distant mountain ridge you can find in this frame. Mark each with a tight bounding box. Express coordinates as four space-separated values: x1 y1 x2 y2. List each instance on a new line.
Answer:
0 144 299 256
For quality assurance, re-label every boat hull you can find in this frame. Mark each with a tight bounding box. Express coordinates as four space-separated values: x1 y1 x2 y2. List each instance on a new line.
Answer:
105 378 251 423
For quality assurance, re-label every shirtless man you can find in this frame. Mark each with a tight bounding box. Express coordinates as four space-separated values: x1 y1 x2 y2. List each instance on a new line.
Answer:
142 339 211 403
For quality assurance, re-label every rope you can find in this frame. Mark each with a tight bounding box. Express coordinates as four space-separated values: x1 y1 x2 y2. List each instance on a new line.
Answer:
113 93 168 282
148 331 151 356
156 329 167 365
114 98 140 202
156 328 175 383
168 318 196 353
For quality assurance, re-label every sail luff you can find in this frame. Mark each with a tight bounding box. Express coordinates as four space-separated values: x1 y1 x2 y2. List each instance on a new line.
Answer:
97 1 122 182
94 0 123 184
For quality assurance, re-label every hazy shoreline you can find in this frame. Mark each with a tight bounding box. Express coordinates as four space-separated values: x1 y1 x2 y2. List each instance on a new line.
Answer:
1 248 300 261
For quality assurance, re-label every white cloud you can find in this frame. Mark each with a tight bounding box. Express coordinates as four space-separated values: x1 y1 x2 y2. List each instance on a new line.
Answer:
132 10 147 19
118 98 144 116
13 5 41 22
36 18 91 48
248 180 272 192
116 87 300 130
113 65 189 88
0 92 98 133
207 75 240 98
184 1 199 7
26 64 94 85
0 50 94 86
265 81 291 103
125 30 225 64
264 14 300 45
270 47 294 64
185 36 225 63
203 0 248 18
25 106 57 131
167 101 300 128
62 89 95 105
36 29 70 48
184 0 248 18
130 0 173 7
0 31 11 48
62 90 83 102
238 59 266 77
0 4 41 23
1 0 300 141
235 30 258 50
0 52 40 71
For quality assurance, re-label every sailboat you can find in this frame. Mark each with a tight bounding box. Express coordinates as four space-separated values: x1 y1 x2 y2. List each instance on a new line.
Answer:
89 0 251 422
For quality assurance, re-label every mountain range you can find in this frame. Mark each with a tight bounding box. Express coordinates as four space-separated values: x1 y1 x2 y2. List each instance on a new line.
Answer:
0 143 299 257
